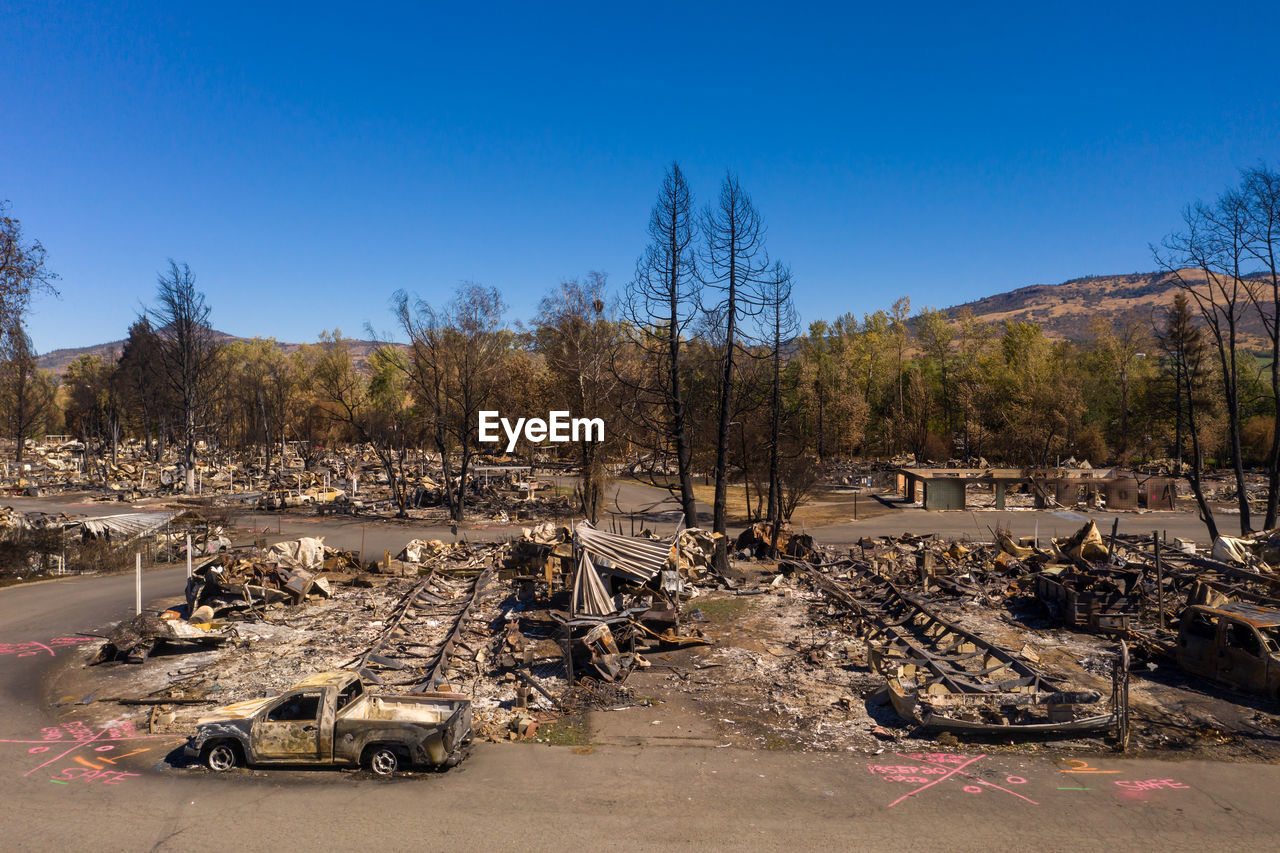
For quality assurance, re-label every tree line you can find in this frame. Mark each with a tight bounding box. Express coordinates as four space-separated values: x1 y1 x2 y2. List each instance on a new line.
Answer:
1 163 1278 543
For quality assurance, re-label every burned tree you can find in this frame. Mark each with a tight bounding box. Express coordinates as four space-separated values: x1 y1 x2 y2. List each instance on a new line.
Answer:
624 163 701 528
701 173 768 565
116 317 168 460
1241 165 1280 528
225 338 295 477
308 333 414 517
762 262 799 557
149 261 219 494
1156 293 1218 540
0 200 58 344
1155 197 1253 534
0 201 59 463
889 296 910 435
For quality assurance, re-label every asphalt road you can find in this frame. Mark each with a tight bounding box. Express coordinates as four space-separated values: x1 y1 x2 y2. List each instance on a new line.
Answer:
4 481 1237 554
1 479 699 557
2 494 1279 849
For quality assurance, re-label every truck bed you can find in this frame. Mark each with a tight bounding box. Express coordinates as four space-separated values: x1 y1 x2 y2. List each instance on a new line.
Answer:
342 693 466 724
333 691 472 767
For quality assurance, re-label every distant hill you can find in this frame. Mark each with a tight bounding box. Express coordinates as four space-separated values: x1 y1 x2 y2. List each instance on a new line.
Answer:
944 269 1272 347
36 332 392 374
39 268 1276 372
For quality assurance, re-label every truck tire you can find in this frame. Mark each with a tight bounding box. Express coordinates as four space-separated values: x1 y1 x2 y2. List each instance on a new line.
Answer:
365 745 400 776
203 741 240 772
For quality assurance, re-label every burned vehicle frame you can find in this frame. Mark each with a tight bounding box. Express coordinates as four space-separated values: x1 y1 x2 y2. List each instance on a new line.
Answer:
1177 603 1280 699
1032 564 1144 634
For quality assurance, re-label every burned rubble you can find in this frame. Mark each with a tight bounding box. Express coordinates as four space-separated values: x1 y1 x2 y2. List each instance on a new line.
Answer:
43 513 1280 766
803 561 1116 734
0 435 575 528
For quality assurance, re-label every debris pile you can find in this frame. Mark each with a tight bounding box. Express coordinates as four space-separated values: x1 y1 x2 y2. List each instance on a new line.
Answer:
184 536 350 618
1033 563 1143 633
669 527 719 582
0 506 73 537
1208 529 1280 568
91 613 233 664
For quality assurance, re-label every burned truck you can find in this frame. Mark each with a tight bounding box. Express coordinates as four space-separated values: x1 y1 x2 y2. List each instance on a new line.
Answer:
186 671 471 776
1177 603 1280 699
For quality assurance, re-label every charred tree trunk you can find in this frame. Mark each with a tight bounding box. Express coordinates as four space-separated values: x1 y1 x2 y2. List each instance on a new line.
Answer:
702 174 768 573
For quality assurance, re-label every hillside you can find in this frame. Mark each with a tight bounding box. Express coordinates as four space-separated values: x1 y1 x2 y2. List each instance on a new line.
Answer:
36 332 390 374
944 268 1272 346
37 268 1276 372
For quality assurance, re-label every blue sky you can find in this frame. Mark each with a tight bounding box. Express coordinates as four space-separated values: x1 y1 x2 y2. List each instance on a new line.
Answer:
4 1 1278 353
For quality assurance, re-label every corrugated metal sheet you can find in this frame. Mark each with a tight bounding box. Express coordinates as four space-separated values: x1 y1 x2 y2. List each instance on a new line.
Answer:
80 511 180 539
573 521 671 583
571 552 618 617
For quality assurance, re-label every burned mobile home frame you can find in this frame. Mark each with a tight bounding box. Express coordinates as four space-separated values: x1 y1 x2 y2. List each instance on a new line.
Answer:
1032 564 1144 634
802 559 1118 734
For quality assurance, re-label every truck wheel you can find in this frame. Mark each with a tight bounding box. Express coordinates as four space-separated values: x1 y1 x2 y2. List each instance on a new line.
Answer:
366 746 399 776
203 742 239 772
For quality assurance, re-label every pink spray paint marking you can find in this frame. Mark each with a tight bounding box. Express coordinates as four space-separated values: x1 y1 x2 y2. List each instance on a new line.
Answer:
0 721 178 787
1115 778 1191 794
0 637 96 659
866 753 1041 808
49 767 140 785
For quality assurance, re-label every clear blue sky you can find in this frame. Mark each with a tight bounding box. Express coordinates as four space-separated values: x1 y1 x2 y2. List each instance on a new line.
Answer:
4 1 1278 353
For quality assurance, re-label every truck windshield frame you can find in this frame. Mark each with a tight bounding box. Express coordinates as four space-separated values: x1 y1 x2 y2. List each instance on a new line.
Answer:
265 691 322 722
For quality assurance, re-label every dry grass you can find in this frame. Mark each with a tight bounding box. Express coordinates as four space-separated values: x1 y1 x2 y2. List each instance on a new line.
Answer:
947 268 1271 349
684 482 892 528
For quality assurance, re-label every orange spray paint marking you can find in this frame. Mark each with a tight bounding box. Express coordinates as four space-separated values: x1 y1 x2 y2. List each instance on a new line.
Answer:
97 748 149 765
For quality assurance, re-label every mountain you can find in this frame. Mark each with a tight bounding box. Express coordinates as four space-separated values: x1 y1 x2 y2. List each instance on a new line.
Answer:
36 332 390 374
37 268 1275 372
943 268 1272 347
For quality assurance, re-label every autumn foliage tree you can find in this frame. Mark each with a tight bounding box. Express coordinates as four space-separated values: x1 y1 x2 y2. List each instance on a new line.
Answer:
395 283 509 522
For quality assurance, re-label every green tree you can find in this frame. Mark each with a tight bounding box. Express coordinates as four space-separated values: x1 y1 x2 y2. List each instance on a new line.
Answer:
0 327 57 466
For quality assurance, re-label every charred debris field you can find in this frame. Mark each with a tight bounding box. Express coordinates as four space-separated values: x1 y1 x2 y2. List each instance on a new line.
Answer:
37 511 1280 769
